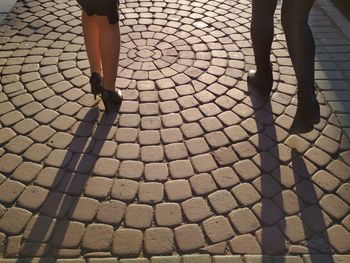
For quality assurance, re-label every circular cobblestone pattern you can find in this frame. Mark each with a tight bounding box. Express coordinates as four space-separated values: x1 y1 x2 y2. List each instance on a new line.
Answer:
0 0 350 259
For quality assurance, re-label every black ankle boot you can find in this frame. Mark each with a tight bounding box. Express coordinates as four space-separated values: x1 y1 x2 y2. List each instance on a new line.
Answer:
247 68 273 100
90 72 103 99
289 86 320 134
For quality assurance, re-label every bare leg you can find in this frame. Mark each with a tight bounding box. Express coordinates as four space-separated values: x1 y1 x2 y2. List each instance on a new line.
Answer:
95 16 121 91
82 11 102 75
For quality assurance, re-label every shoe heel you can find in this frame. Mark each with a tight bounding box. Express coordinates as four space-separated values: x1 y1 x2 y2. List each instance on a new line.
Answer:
90 72 103 98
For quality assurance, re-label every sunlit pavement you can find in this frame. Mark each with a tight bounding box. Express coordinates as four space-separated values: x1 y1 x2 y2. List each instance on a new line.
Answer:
0 0 350 261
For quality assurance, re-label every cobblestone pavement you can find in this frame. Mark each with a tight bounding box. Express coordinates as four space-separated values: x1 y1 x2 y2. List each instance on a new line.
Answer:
0 0 350 260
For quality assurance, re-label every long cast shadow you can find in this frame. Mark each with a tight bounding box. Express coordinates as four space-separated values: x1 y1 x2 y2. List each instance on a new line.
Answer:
19 106 121 258
250 84 334 262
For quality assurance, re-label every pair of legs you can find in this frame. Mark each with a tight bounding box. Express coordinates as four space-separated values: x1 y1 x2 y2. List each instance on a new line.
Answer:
251 0 315 89
249 0 319 133
82 10 121 91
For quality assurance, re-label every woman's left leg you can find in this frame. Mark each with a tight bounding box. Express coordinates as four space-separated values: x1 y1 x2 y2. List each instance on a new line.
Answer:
281 0 320 134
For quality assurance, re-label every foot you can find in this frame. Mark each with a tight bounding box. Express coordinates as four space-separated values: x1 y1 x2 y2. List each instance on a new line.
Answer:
289 87 320 134
247 69 273 100
101 88 123 113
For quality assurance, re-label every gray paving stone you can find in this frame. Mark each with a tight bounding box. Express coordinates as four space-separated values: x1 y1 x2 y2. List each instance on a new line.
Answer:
82 224 113 251
144 227 174 255
174 224 205 252
0 207 32 235
181 197 212 223
51 220 85 248
112 229 142 257
125 204 153 229
0 179 25 204
202 216 234 243
111 179 138 202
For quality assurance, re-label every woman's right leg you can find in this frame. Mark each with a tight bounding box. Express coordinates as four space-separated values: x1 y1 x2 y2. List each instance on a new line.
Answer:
249 0 278 99
251 0 278 74
82 11 102 75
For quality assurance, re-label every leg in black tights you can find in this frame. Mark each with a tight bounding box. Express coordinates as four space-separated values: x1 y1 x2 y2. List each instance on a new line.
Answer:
251 0 277 74
281 0 315 89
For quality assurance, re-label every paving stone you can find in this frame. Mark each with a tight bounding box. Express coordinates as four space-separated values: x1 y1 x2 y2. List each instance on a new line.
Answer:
208 190 237 215
326 159 350 182
255 226 287 254
69 197 99 223
305 147 332 168
141 146 164 162
182 255 211 263
191 153 218 173
252 174 281 199
228 208 260 234
144 227 174 255
174 224 205 252
84 177 113 199
112 229 142 257
229 234 262 254
23 143 51 163
155 203 182 227
320 194 348 221
231 183 260 206
125 204 153 229
0 128 16 144
144 163 168 181
118 161 144 179
11 161 42 183
0 153 23 174
4 235 22 258
22 215 56 242
233 159 261 182
82 224 113 251
19 242 50 257
0 179 25 204
312 170 341 192
4 135 33 154
325 225 350 253
40 192 75 219
189 173 217 196
34 167 65 189
203 216 234 243
96 200 126 225
294 180 324 205
12 119 39 136
93 158 120 178
111 179 138 202
243 255 273 263
116 143 140 160
51 220 85 248
278 215 310 243
275 177 304 206
300 205 332 232
212 255 242 263
181 197 212 223
44 149 72 168
212 167 240 189
168 160 194 179
57 171 89 196
138 182 164 204
160 128 183 144
0 207 32 235
17 185 49 211
252 199 284 226
185 138 210 155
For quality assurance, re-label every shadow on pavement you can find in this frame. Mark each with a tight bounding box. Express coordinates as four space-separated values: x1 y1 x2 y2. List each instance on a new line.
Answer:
249 83 334 262
20 106 120 257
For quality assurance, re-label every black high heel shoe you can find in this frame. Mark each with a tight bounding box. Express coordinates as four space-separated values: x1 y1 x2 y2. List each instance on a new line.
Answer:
101 88 123 113
90 72 103 99
247 69 273 100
